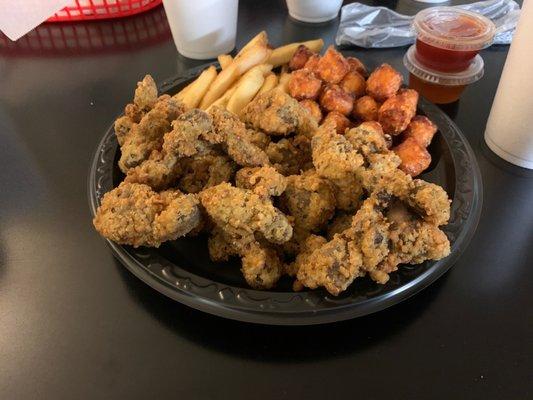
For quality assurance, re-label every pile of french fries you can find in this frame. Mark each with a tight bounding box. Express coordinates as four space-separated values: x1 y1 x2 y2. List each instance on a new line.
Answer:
174 31 323 115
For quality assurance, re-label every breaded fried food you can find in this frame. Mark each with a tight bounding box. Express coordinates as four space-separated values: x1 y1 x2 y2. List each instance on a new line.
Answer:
378 89 419 135
407 179 450 226
340 71 366 98
178 153 235 193
241 241 284 289
403 115 437 148
118 95 186 173
346 56 368 78
393 137 431 177
366 63 403 102
280 169 336 232
289 44 315 71
241 90 318 136
134 75 158 111
288 69 322 100
319 84 353 116
299 99 323 123
345 123 389 157
285 234 328 278
243 129 271 150
322 111 352 135
326 212 354 240
235 166 287 197
317 46 350 84
124 150 182 190
266 135 313 176
200 182 293 247
93 182 201 248
352 95 379 122
303 54 321 74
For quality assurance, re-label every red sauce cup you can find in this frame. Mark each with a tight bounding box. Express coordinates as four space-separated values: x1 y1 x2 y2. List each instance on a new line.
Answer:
413 7 495 73
403 45 484 104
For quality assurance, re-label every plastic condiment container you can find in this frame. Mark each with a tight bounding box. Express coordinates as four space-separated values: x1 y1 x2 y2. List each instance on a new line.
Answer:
413 7 495 72
403 45 484 104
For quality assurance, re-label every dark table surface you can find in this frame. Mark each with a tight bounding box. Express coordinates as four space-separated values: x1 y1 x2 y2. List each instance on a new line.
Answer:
1 0 532 398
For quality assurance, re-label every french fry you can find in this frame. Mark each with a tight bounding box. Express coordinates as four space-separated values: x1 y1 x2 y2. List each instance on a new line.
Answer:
180 65 217 109
174 81 193 101
227 67 265 115
275 71 291 93
236 31 267 58
255 73 279 97
206 85 238 111
199 42 272 109
218 54 233 70
268 38 324 67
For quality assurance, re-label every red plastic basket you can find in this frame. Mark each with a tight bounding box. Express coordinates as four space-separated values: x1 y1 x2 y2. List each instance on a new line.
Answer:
47 0 163 22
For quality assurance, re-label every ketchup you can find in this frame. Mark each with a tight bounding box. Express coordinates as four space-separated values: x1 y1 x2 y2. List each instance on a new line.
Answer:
413 8 495 73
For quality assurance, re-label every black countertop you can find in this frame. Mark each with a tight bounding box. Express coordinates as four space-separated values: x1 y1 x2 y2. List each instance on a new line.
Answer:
0 1 531 398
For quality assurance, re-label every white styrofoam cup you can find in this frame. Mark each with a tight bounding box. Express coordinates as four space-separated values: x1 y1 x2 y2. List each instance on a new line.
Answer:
484 0 533 169
162 0 238 60
286 0 343 23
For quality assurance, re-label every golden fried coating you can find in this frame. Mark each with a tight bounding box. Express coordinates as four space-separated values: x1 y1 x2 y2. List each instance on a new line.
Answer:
241 241 284 289
289 44 315 71
115 116 135 147
407 179 450 226
346 56 368 78
199 183 293 247
280 169 336 232
340 71 366 98
208 228 238 262
319 84 353 116
118 96 186 172
352 95 379 122
266 135 313 176
326 212 354 240
393 137 431 177
378 89 419 135
243 129 271 150
124 150 182 190
345 124 389 157
288 69 322 100
331 175 364 212
403 115 437 148
366 63 403 102
93 182 201 248
134 74 158 111
322 111 352 135
241 90 318 136
303 54 321 74
178 153 235 193
235 166 287 197
285 234 327 278
299 99 323 124
317 46 350 84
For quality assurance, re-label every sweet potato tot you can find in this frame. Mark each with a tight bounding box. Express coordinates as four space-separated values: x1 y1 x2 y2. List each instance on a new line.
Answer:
289 45 315 71
319 84 353 115
366 63 403 102
378 89 419 135
403 115 437 147
288 69 322 100
322 111 352 135
299 99 323 123
303 54 321 74
352 95 379 122
393 137 431 176
346 56 368 78
317 46 350 84
340 70 366 98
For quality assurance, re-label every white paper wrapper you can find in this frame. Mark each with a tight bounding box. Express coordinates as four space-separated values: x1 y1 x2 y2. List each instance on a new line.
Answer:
336 0 521 48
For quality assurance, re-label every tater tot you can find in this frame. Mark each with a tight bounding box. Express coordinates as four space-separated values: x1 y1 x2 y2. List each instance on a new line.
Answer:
289 45 314 71
393 137 432 176
352 95 379 122
322 111 352 135
299 99 323 123
346 56 368 78
288 69 322 100
403 115 437 147
378 89 419 135
358 121 384 136
317 46 350 84
340 71 366 98
366 63 403 102
319 84 353 116
303 54 321 74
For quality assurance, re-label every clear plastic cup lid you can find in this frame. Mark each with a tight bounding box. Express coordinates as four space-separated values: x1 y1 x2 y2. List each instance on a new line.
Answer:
413 7 496 51
404 45 484 86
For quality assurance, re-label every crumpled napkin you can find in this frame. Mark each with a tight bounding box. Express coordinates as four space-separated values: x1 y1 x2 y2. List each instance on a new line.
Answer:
335 0 521 48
